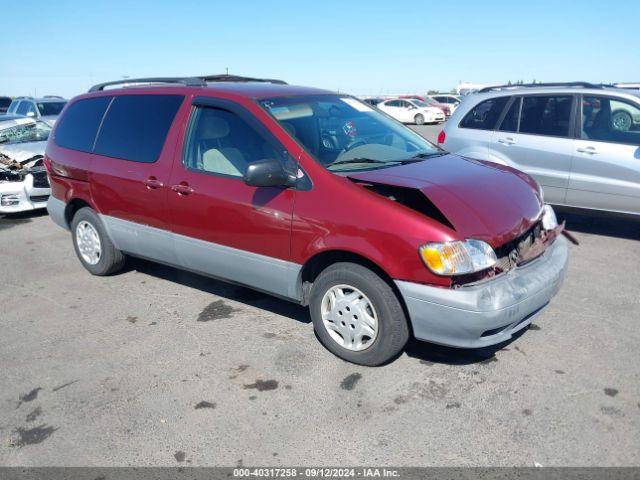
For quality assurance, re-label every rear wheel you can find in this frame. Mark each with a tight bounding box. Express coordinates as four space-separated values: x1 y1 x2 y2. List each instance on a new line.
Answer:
309 262 409 366
71 207 125 276
414 114 425 125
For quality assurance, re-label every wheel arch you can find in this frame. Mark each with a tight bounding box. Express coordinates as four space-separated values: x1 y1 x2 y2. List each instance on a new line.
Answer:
64 198 94 227
297 249 415 339
297 249 400 304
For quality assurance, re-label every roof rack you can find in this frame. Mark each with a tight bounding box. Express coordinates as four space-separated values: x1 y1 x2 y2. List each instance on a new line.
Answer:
43 95 65 99
201 74 287 85
88 74 288 92
88 77 207 92
478 82 603 93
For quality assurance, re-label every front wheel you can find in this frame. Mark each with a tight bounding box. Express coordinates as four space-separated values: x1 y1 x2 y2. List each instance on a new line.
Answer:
71 207 125 276
414 114 425 125
309 263 409 366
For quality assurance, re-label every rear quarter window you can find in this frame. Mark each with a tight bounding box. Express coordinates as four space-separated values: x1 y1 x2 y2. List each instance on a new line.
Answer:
459 96 509 130
93 95 184 163
54 96 112 152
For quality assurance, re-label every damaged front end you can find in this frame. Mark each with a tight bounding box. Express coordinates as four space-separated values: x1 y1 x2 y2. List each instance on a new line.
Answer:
350 178 575 288
0 153 50 213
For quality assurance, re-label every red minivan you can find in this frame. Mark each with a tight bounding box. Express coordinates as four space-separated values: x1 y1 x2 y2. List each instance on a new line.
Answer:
46 76 569 365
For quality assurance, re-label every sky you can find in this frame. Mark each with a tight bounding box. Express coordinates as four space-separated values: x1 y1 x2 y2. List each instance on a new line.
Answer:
3 0 639 99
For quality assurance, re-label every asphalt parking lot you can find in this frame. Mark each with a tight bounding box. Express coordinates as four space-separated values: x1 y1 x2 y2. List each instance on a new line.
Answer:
1 123 639 467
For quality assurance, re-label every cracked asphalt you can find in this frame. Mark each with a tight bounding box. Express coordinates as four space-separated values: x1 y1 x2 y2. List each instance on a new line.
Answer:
0 124 639 466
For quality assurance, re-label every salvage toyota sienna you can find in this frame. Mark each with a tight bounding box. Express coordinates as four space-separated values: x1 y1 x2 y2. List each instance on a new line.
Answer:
45 75 569 365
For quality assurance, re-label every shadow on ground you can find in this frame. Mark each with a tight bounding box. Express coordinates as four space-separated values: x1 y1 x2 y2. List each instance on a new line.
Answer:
0 209 48 231
557 208 640 241
128 256 535 365
403 327 528 366
128 257 311 324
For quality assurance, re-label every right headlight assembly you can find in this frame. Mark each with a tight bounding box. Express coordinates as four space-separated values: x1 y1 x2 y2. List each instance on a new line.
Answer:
419 239 497 276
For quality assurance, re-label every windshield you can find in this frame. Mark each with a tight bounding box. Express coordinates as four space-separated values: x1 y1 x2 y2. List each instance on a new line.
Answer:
0 120 51 145
260 95 441 172
37 101 66 116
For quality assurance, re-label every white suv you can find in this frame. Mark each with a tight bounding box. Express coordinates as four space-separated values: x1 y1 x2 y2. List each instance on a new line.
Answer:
439 82 640 216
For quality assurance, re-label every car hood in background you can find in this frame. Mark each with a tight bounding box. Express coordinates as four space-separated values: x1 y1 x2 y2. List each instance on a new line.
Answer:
348 154 544 247
40 115 59 126
0 141 46 162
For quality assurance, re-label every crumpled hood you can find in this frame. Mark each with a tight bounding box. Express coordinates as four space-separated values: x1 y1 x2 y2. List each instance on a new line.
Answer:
0 141 46 163
348 154 544 247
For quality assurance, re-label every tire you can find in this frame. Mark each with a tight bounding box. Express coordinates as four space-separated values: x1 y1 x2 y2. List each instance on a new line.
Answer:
309 262 409 366
414 114 425 125
71 207 125 276
612 110 632 131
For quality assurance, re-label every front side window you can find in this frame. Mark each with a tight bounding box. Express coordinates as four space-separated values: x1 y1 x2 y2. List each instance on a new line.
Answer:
519 95 572 137
184 106 286 178
581 96 640 146
0 121 51 145
37 101 66 116
260 95 441 172
8 100 19 113
459 97 509 130
94 95 184 163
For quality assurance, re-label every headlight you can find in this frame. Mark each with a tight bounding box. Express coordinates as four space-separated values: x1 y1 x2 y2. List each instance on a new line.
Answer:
419 239 497 276
541 204 558 230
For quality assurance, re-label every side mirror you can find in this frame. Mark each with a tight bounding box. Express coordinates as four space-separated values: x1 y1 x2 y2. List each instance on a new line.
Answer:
26 111 35 117
244 159 293 188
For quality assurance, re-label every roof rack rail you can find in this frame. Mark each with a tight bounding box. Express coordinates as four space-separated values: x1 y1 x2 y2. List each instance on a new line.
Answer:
201 74 287 85
43 95 65 99
88 77 207 92
478 82 603 93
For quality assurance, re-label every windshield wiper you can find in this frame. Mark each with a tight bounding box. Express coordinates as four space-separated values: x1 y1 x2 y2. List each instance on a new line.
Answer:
328 158 393 168
410 151 448 159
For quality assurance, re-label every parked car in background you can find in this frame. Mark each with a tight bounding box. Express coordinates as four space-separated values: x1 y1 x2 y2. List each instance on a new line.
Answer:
378 98 445 124
400 95 451 116
0 117 51 213
439 82 640 216
7 96 68 126
46 75 567 365
0 97 12 114
361 97 385 106
429 94 461 114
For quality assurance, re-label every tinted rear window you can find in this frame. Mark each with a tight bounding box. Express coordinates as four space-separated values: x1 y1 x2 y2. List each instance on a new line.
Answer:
55 96 112 152
519 95 572 137
460 96 509 130
93 95 183 163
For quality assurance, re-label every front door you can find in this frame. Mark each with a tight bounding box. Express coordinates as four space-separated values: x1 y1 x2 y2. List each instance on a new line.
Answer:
568 95 640 214
167 98 298 298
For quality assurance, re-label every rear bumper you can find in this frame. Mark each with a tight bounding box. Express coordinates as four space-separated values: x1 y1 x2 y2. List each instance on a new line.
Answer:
395 236 569 348
47 195 69 230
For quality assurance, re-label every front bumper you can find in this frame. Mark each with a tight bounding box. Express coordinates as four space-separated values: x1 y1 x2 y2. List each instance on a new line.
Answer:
395 236 569 348
0 174 50 214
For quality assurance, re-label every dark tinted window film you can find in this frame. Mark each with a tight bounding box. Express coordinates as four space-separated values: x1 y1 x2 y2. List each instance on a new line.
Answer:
498 97 521 132
519 95 572 137
54 96 112 152
460 97 509 130
94 95 183 163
